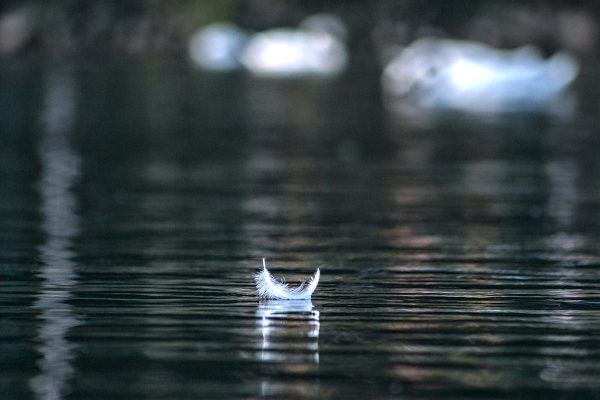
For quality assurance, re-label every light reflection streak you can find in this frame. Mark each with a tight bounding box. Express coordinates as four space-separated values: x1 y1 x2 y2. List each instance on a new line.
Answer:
545 160 577 230
29 67 82 400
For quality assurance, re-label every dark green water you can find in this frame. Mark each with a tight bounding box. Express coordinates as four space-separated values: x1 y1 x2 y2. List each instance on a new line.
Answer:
2 62 600 400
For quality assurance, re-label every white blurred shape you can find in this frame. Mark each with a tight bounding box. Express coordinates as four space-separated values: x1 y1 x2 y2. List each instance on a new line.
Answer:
241 14 348 78
30 68 82 400
382 38 579 113
188 22 248 71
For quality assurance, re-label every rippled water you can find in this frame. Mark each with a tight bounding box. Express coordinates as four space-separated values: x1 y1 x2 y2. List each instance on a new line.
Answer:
2 62 600 400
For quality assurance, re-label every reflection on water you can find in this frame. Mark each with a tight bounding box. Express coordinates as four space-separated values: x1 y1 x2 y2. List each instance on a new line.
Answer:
29 67 82 400
257 300 320 398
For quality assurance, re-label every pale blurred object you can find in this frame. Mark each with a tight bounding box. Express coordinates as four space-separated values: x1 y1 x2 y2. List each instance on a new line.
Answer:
188 22 248 71
382 38 579 114
557 10 598 54
240 13 348 78
0 7 34 57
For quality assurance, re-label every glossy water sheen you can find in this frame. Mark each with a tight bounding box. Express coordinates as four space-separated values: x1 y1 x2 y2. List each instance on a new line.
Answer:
2 62 600 400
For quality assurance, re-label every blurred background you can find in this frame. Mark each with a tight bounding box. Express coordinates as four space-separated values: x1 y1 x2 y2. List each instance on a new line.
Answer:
0 0 598 58
3 1 600 400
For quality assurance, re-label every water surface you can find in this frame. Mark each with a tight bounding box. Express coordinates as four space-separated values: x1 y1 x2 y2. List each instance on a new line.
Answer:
2 62 600 399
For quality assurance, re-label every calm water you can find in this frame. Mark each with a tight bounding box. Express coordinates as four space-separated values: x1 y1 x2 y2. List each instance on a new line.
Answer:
2 61 600 400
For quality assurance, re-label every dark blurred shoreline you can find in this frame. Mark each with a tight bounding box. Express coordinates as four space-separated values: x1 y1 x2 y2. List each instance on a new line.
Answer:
1 0 599 65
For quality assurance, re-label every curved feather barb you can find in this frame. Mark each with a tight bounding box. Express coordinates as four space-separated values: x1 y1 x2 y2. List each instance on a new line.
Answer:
255 258 320 300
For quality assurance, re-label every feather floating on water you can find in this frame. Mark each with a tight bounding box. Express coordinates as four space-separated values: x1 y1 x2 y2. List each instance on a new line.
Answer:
255 258 320 300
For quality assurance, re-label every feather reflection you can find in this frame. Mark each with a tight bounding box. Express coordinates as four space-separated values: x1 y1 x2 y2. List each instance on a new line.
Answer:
256 300 320 398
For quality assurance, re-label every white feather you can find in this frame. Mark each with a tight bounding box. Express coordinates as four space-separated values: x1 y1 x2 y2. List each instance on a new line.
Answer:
255 258 320 300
